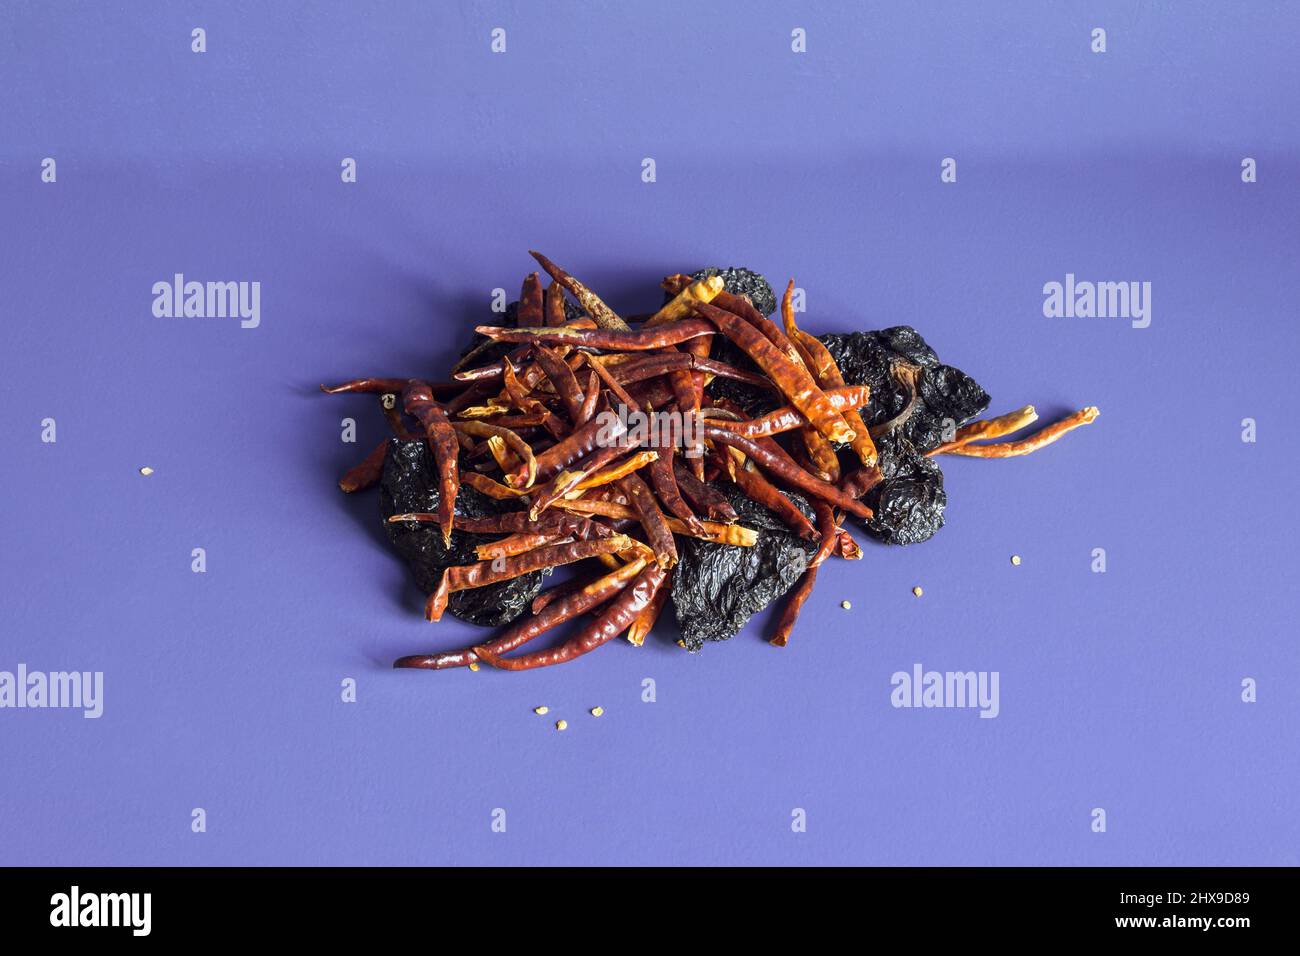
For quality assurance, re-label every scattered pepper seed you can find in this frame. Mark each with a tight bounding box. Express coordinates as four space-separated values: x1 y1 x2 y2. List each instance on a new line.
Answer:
840 600 851 610
590 706 604 717
912 586 923 597
534 705 548 715
555 719 568 731
468 662 480 671
1011 554 1022 566
139 466 154 476
381 392 397 409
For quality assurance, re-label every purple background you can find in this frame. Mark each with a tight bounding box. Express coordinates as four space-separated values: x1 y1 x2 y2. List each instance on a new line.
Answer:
2 2 1297 866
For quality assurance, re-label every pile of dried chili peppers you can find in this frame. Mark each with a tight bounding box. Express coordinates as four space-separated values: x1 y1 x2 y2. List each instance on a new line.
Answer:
323 253 1097 670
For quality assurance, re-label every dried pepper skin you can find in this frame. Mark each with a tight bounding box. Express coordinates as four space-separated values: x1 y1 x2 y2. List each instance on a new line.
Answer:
907 364 991 453
858 432 947 545
379 439 541 626
685 267 777 317
671 483 818 650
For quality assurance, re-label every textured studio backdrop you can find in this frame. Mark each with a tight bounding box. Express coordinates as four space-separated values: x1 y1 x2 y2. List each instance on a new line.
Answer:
1 2 1297 865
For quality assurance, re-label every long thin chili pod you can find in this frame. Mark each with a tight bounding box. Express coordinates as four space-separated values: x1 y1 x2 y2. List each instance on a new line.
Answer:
781 281 878 466
556 498 755 545
713 289 805 369
626 578 671 647
402 381 460 546
701 425 873 519
527 444 625 519
609 353 774 389
473 564 667 670
322 378 458 397
567 449 659 494
382 396 420 440
475 531 565 561
722 448 818 540
644 275 725 326
460 471 527 499
809 501 841 568
575 369 601 427
769 567 818 648
426 535 632 621
475 319 715 351
338 439 390 493
532 345 586 422
704 385 873 439
647 440 706 535
387 511 610 539
672 463 739 522
395 558 647 670
452 420 538 489
517 272 543 326
926 405 1039 456
584 355 641 411
528 250 630 331
690 299 854 444
530 411 627 483
618 472 677 568
941 407 1099 457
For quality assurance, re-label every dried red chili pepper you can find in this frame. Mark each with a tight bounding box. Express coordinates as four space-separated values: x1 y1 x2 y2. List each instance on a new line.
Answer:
402 381 460 546
527 444 625 519
769 566 817 648
395 558 647 670
532 345 586 422
338 439 390 493
618 472 678 568
473 563 667 670
528 411 627 483
451 420 537 489
690 299 855 444
426 534 632 621
647 440 706 535
941 407 1098 457
672 462 739 522
721 447 818 541
475 532 565 561
387 510 610 539
476 318 716 351
529 250 630 331
626 577 671 647
701 425 873 519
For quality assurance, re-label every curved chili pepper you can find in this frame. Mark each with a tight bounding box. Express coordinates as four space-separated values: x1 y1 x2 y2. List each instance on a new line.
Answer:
704 384 873 438
576 369 601 427
527 444 625 519
426 534 632 621
609 353 774 390
568 450 659 494
473 564 666 670
452 420 537 489
402 381 460 546
626 577 671 647
323 377 460 398
617 472 677 568
926 405 1038 456
475 531 565 561
671 462 738 522
387 510 610 539
529 250 630 331
769 566 818 648
530 412 627 483
644 275 725 326
941 407 1098 457
648 440 706 535
701 425 873 519
722 448 818 541
532 345 586 422
690 299 854 444
475 318 715 351
395 558 647 670
713 288 806 369
338 439 390 493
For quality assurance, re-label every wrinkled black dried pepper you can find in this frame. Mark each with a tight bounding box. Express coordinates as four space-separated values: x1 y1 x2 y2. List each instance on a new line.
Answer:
671 482 817 650
379 439 541 626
